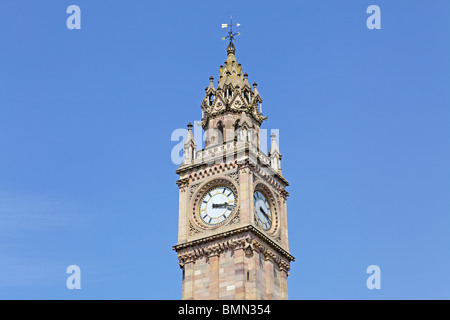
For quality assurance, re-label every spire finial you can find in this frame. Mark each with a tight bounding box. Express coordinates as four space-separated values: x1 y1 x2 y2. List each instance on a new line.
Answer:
187 122 193 130
221 16 241 55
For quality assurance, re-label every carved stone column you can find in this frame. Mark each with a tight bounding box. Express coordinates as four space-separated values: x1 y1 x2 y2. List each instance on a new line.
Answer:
176 178 189 244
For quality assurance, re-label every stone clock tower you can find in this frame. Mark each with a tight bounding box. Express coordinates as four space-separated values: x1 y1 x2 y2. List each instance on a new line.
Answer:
173 35 294 300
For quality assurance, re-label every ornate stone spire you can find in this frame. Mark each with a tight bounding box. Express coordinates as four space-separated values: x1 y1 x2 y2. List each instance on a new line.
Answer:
252 82 259 96
208 76 215 88
206 76 215 93
216 43 246 91
183 122 197 164
198 19 268 148
269 133 282 173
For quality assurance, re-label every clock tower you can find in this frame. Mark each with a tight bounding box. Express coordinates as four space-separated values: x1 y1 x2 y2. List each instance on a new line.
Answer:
173 32 294 300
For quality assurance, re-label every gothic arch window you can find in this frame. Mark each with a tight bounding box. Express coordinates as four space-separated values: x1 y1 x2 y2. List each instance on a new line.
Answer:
234 120 241 141
226 88 232 99
243 90 251 103
217 121 224 144
243 125 249 143
208 93 215 106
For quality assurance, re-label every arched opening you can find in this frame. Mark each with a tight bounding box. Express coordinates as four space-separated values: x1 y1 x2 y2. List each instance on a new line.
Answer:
208 94 215 106
234 120 241 141
243 90 251 103
217 121 224 144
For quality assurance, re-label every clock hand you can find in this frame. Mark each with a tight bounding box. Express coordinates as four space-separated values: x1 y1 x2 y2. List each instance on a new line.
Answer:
213 202 233 209
212 203 225 208
259 207 270 220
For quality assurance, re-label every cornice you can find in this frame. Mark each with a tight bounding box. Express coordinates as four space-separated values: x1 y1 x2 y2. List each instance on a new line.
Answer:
173 224 295 263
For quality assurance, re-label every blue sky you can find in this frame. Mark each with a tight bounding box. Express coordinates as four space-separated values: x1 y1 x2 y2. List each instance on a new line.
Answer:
0 0 448 299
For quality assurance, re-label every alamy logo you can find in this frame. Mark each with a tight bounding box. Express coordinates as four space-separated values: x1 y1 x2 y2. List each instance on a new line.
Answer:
66 5 81 30
366 265 381 290
170 124 280 169
366 5 381 30
66 265 81 290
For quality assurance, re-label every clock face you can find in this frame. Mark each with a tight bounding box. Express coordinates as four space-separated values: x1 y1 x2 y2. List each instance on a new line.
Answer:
199 185 236 226
254 190 272 231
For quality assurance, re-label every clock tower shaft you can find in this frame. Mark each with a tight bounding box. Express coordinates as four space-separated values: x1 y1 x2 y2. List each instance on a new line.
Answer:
174 36 294 300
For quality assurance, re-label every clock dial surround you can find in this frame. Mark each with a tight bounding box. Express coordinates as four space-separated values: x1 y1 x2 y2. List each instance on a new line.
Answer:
254 190 273 231
198 185 237 227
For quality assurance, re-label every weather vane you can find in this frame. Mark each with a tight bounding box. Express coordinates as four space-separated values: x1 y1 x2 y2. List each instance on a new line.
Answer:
221 16 241 45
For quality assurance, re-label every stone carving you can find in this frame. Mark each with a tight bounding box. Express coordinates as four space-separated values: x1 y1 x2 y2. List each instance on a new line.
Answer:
228 209 241 226
189 183 201 200
275 234 282 244
176 178 189 192
225 171 240 184
189 221 202 236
